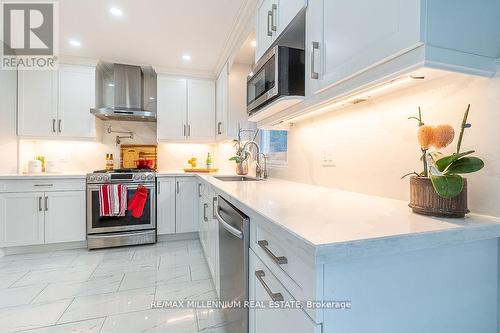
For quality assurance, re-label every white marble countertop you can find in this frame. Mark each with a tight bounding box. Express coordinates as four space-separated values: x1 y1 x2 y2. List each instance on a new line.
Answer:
0 173 87 180
198 175 500 261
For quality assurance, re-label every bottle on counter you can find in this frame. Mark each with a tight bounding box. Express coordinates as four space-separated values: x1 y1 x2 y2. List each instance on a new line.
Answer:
206 153 212 169
105 154 114 171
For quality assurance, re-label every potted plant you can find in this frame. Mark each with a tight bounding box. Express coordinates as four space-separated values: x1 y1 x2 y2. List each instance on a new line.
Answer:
404 105 484 218
229 139 250 175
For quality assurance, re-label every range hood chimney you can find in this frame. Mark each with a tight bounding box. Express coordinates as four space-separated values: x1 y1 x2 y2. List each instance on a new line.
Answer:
91 62 157 122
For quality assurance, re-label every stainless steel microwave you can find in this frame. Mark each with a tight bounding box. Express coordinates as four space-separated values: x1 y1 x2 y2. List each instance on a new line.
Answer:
247 45 305 116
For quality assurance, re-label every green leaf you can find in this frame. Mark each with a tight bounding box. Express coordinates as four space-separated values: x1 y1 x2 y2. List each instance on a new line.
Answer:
445 157 484 174
435 150 475 172
430 175 464 198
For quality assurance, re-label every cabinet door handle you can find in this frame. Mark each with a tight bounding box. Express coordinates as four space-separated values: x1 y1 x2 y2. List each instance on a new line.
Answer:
44 197 48 211
187 125 191 137
217 122 223 135
183 124 187 137
176 181 180 194
157 181 161 194
203 203 208 222
38 196 42 212
52 119 56 133
257 240 288 265
212 197 217 219
255 270 284 301
58 119 62 133
267 10 273 36
271 4 277 32
198 184 202 197
311 41 320 79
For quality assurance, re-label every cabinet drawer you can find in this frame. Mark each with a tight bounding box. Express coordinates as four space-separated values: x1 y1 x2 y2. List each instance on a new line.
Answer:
250 221 321 322
0 178 85 193
250 249 321 333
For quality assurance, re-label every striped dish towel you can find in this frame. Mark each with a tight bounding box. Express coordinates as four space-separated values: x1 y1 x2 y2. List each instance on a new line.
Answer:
99 184 127 217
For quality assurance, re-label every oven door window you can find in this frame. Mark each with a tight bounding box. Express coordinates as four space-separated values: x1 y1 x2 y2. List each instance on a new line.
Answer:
247 55 276 106
90 187 152 229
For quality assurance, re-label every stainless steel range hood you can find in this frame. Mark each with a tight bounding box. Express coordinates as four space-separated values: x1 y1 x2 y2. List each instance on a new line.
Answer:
91 62 157 122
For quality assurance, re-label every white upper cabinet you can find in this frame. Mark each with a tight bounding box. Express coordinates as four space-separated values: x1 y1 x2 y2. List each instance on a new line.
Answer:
157 75 215 142
275 0 306 36
215 64 228 140
18 64 97 138
255 0 307 61
216 63 255 141
256 0 275 61
187 79 215 142
17 70 58 137
157 76 187 141
58 65 96 138
306 0 500 96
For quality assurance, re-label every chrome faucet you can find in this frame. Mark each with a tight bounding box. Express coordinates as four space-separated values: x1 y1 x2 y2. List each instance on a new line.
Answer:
243 141 268 179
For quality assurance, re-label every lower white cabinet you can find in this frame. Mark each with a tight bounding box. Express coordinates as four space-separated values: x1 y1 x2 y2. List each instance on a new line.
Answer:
44 191 86 244
249 249 321 333
0 188 86 247
175 177 199 233
0 192 45 247
157 178 176 235
157 176 199 235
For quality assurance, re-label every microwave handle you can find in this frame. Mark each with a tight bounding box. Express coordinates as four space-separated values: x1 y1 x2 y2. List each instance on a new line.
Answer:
311 41 320 79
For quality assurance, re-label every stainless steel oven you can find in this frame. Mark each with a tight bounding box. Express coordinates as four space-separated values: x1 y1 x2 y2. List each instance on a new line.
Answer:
86 170 156 249
247 45 304 116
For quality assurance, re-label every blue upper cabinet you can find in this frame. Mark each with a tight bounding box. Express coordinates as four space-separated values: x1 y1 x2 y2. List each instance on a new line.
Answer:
306 0 500 97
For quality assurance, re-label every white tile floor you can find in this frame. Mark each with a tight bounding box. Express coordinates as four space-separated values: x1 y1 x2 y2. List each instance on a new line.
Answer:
0 240 227 332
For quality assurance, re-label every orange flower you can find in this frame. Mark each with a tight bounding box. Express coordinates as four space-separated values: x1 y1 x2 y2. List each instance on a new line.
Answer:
417 125 434 149
432 124 455 149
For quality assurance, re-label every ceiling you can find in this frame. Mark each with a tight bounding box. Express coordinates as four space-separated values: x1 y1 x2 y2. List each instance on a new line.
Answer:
59 0 248 75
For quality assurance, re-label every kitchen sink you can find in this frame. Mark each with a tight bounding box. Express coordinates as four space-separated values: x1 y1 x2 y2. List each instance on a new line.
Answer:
213 176 264 182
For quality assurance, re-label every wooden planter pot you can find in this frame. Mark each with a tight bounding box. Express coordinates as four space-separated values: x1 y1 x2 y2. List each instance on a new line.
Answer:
409 176 469 218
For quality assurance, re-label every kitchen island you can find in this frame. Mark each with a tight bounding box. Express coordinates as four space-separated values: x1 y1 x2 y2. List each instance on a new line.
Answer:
194 174 500 333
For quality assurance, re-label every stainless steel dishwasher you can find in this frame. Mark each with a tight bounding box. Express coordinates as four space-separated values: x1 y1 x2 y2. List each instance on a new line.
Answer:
215 196 250 333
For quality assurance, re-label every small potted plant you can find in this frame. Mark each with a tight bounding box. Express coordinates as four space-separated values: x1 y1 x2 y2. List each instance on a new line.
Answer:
404 105 484 218
229 139 250 175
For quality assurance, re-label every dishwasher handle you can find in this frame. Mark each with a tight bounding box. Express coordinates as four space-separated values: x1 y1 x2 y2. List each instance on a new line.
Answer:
215 205 243 240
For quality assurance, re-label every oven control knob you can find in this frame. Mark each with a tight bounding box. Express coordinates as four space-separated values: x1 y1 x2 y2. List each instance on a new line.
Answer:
134 174 140 180
103 175 110 182
88 175 95 181
141 175 147 180
147 174 154 180
97 176 103 181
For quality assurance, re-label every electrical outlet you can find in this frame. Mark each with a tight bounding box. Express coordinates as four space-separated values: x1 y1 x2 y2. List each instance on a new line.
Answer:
321 147 335 167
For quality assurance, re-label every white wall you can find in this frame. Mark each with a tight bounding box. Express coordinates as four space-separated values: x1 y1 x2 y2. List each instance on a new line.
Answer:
18 119 216 173
0 69 18 174
272 71 500 217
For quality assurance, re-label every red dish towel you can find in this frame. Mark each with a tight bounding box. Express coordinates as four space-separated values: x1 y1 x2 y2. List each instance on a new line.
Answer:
128 185 148 218
99 184 127 217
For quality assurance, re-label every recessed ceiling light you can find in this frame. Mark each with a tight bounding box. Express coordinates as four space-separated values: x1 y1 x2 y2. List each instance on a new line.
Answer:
68 39 81 47
182 54 191 61
109 7 123 16
250 40 256 47
108 83 115 87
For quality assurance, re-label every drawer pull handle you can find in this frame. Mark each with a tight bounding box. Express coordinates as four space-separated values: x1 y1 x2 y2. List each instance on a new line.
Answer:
255 270 284 302
203 203 208 222
34 184 53 187
258 240 288 265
